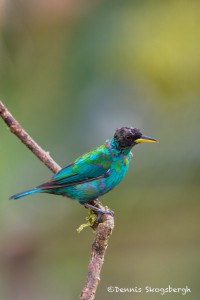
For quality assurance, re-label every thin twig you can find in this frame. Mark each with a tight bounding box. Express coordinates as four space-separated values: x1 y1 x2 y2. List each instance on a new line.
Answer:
0 100 114 300
0 101 61 173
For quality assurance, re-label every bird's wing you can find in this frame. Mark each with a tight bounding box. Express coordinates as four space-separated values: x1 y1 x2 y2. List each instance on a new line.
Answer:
39 147 112 189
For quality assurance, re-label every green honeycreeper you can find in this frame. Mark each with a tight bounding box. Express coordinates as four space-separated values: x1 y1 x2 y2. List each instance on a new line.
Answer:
10 127 156 216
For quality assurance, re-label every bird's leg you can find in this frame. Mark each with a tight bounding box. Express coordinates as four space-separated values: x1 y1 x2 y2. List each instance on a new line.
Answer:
84 201 114 222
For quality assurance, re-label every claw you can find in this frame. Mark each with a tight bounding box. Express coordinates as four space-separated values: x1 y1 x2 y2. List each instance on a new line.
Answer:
96 209 114 222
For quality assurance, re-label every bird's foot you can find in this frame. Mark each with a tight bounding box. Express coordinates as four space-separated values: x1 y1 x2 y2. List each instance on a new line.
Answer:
96 209 114 222
84 203 114 222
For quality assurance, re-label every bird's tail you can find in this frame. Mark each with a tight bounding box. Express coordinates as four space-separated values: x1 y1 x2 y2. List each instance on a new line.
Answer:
9 187 42 200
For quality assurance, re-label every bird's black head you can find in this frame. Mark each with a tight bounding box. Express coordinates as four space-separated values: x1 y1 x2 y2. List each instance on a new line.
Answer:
114 127 156 150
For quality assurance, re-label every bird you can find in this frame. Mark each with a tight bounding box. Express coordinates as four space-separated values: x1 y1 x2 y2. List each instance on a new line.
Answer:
10 127 156 217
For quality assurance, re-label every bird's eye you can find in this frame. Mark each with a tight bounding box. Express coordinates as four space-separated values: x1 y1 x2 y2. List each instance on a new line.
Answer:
125 136 132 140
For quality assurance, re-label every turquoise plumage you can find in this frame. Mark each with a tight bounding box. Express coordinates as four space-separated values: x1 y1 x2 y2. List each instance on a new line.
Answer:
10 127 156 216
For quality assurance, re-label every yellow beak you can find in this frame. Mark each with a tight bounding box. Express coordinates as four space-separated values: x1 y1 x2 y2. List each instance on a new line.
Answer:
135 135 157 143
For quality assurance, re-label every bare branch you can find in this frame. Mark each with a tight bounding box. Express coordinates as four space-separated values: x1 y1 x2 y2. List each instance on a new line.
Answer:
80 200 114 300
0 101 61 173
0 100 114 300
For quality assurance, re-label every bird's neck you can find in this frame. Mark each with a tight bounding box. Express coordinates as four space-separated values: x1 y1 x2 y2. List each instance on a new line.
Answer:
109 138 132 156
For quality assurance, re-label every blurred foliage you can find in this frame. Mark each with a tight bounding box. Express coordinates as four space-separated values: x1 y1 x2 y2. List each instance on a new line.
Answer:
0 0 199 299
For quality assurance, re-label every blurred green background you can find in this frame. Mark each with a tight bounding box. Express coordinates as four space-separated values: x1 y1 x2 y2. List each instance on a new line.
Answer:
0 0 199 299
